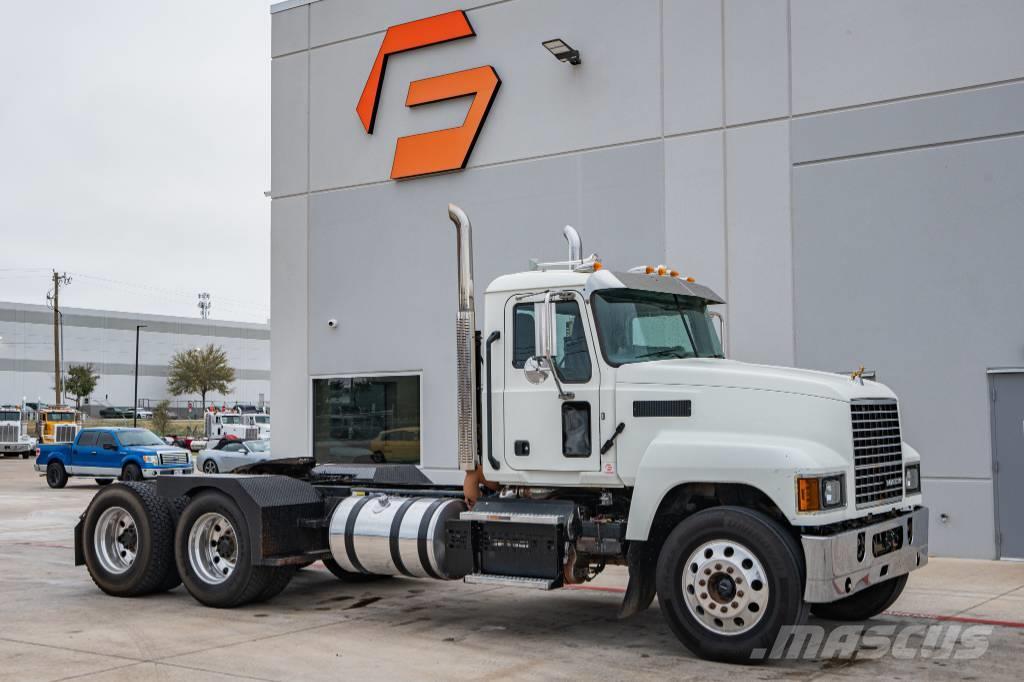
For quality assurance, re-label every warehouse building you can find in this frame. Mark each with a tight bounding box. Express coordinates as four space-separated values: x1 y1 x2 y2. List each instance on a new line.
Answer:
268 0 1024 559
0 301 270 411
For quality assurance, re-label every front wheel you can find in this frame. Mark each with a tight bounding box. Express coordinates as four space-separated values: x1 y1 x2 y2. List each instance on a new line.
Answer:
202 460 219 474
810 574 908 621
656 506 808 664
21 452 31 459
46 461 68 488
122 462 143 482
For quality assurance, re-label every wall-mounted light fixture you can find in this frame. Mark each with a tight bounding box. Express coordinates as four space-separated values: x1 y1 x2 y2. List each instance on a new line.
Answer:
542 38 581 65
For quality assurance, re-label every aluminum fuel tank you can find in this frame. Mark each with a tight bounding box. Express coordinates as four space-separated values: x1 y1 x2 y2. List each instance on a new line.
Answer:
328 495 465 579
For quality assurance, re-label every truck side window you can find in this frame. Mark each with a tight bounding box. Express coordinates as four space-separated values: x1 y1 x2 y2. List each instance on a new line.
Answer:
554 302 592 383
512 303 535 368
96 433 116 449
77 432 98 447
512 301 592 382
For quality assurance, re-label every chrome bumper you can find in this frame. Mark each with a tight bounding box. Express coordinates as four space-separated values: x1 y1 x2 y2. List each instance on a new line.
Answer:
1 443 33 453
802 507 928 603
142 467 193 478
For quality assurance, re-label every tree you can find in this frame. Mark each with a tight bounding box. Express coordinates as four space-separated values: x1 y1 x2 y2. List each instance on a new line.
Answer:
65 363 99 409
167 344 235 411
151 400 172 436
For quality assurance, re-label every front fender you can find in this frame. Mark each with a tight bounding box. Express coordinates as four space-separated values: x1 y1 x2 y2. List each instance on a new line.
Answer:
625 432 850 541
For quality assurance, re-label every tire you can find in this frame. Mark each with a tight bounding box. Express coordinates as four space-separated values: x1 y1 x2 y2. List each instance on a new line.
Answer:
202 459 219 474
46 461 68 489
322 557 389 583
82 482 177 597
21 453 31 459
655 506 808 664
371 451 386 464
175 491 277 608
95 479 114 486
810 574 908 621
253 567 297 603
153 494 191 593
122 462 143 482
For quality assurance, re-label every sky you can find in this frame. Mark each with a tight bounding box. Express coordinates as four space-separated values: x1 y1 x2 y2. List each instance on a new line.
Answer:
0 0 271 323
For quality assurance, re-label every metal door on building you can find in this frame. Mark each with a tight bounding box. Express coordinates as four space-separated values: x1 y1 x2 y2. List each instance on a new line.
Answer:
990 370 1024 559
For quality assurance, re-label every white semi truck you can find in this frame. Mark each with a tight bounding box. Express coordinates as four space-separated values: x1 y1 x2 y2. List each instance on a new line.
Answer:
0 406 36 458
74 205 926 663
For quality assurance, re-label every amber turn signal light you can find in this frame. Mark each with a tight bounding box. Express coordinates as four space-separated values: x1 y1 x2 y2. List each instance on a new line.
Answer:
797 477 821 512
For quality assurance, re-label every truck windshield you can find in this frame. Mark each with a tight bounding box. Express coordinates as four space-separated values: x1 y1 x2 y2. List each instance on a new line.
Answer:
117 430 165 447
253 416 269 424
221 415 241 424
44 412 74 421
592 289 723 365
0 411 20 422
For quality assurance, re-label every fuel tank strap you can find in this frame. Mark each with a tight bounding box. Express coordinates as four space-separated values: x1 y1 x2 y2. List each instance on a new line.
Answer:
417 498 447 579
344 495 374 574
389 497 417 577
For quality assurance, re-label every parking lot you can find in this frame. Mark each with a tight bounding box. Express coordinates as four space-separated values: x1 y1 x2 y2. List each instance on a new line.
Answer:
1 457 1022 681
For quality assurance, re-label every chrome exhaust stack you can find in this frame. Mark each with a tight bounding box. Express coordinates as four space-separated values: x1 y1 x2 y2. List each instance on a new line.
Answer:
449 204 478 472
563 225 582 263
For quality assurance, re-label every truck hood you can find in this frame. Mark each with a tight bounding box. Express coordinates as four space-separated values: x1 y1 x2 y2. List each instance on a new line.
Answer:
124 445 190 457
615 358 897 402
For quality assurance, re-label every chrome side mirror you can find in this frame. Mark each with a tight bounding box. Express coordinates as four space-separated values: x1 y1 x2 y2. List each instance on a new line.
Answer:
524 356 549 384
709 310 727 357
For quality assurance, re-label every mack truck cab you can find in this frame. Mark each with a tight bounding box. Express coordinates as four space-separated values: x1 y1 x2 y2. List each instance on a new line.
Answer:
0 406 36 458
74 205 926 664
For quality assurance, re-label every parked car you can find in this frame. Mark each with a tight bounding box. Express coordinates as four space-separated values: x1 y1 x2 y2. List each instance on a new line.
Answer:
128 408 154 419
34 427 192 488
195 438 272 474
368 427 420 463
98 407 133 419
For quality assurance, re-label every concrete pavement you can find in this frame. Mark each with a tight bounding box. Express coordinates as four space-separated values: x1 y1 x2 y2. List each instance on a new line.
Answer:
2 457 1022 681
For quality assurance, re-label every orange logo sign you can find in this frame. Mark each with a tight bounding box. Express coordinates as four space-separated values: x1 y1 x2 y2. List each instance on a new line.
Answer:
357 10 501 180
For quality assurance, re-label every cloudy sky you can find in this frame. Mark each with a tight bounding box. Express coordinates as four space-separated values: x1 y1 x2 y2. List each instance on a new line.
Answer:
0 1 271 323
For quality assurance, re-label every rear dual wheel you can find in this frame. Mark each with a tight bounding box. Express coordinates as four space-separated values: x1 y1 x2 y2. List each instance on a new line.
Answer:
83 482 184 596
175 491 293 607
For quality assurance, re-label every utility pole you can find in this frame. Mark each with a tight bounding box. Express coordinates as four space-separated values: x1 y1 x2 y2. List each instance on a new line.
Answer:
134 325 146 428
47 271 72 406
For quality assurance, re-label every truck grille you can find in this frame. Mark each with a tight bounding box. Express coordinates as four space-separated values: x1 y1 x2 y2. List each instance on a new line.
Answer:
245 427 259 440
851 400 904 508
160 451 189 465
54 424 78 443
0 424 18 443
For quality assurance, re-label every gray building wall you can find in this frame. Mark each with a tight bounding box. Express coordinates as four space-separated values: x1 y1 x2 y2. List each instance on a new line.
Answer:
0 301 270 409
270 0 1024 558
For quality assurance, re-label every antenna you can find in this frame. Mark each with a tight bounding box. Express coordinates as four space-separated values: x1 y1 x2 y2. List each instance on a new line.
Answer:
197 292 212 320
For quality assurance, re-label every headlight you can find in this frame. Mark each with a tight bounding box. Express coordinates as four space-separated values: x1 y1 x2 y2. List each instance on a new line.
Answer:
905 463 921 494
143 455 159 465
797 474 846 512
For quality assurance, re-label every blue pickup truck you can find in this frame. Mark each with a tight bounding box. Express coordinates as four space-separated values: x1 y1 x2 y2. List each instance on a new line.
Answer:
34 427 193 488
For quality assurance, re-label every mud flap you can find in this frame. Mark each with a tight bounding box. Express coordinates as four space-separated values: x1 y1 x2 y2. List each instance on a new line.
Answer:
74 514 85 566
617 540 658 619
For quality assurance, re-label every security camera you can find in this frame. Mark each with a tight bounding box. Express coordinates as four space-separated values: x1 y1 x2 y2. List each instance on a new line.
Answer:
327 319 338 329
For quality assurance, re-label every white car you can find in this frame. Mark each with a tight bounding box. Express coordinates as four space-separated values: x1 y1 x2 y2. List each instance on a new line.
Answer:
194 438 272 474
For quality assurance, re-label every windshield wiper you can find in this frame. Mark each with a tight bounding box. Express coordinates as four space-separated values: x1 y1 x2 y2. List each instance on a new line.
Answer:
637 348 691 360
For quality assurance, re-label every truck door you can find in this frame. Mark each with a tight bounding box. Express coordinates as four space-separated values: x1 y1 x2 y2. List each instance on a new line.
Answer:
95 432 120 471
71 431 99 472
503 292 602 472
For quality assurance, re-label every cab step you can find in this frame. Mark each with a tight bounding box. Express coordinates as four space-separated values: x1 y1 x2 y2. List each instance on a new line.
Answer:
464 573 558 590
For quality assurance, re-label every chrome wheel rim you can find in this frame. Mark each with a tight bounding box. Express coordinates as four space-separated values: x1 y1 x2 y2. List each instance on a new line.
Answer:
188 512 237 584
203 461 217 473
94 506 138 575
682 539 770 636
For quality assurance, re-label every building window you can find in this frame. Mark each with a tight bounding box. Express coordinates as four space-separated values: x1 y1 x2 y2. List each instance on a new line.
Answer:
312 374 421 465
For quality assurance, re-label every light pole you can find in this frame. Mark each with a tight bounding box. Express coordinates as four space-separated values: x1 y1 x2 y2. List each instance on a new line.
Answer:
133 325 147 427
